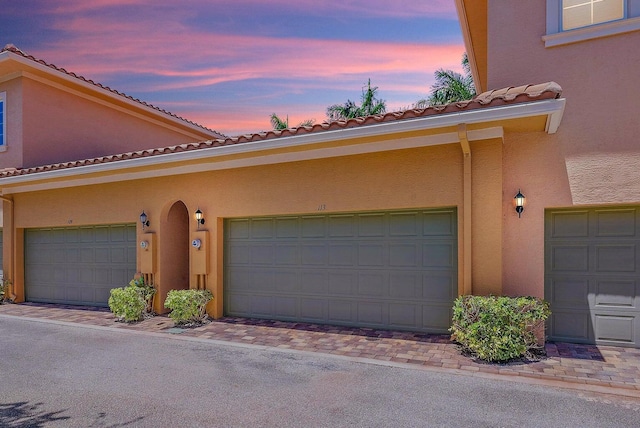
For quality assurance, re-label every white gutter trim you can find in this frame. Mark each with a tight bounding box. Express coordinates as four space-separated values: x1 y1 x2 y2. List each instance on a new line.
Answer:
0 98 564 186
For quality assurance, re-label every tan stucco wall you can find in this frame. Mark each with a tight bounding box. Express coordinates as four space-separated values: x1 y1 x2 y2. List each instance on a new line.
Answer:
485 1 640 298
19 78 212 169
4 140 506 315
0 78 25 169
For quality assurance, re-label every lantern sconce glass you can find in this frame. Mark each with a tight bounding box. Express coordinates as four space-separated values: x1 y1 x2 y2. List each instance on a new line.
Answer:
514 189 525 218
195 208 205 229
140 211 150 230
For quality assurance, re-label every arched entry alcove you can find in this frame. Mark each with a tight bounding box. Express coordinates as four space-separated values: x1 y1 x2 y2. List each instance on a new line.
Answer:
158 200 190 313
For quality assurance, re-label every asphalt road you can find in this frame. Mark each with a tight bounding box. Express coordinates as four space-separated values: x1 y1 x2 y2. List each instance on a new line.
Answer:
1 316 640 428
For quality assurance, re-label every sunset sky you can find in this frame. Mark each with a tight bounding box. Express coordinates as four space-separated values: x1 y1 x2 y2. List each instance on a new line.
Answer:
1 0 466 136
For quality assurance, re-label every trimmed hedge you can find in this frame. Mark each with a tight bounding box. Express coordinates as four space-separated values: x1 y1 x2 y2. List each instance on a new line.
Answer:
108 277 156 323
450 295 550 362
164 289 213 326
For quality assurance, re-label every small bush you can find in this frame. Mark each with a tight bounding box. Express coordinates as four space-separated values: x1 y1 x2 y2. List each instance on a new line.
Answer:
164 289 213 326
108 276 156 322
450 295 550 363
0 278 12 304
108 286 147 322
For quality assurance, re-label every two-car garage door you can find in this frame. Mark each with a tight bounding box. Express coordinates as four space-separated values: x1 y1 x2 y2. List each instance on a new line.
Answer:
25 224 137 307
546 207 640 347
224 209 457 333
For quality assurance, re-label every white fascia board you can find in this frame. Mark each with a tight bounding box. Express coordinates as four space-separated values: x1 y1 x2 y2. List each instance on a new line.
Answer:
0 98 564 188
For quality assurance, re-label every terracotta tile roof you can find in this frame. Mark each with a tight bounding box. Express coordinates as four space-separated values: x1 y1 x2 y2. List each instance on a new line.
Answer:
1 44 225 138
0 81 562 179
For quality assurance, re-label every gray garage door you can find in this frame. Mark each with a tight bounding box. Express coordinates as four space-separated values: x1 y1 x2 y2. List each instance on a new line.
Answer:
224 209 457 333
25 224 137 307
545 207 640 347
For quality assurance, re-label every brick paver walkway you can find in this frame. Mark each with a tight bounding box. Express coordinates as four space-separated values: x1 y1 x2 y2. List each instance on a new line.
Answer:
2 302 640 397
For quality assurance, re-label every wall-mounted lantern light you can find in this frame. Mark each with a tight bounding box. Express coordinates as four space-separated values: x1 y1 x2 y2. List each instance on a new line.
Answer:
514 189 525 218
195 208 205 230
140 211 150 230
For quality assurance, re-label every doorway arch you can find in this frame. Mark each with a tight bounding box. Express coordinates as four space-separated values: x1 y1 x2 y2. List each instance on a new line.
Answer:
158 200 190 313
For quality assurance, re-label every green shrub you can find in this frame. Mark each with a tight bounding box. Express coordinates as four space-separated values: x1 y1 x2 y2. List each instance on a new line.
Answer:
450 295 550 362
108 276 156 322
164 289 213 326
128 277 156 313
0 278 12 303
108 286 147 322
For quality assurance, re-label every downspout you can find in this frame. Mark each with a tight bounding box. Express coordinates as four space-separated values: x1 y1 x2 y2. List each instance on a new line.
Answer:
458 124 472 296
0 194 15 300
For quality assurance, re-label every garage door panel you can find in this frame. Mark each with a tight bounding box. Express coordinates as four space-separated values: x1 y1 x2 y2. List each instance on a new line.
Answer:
274 297 297 317
358 244 384 266
389 273 421 298
301 216 325 237
229 219 250 239
596 245 636 272
25 225 136 307
300 298 327 321
549 211 589 238
276 244 299 265
389 212 419 236
251 295 274 316
595 209 636 237
357 302 385 324
329 244 356 266
423 243 455 268
358 214 385 237
225 209 457 333
358 273 386 296
550 310 592 341
546 207 640 347
301 244 328 265
389 303 419 327
328 300 355 322
422 211 456 237
594 314 635 343
389 243 418 267
276 217 298 238
423 304 452 330
329 215 355 237
275 271 298 292
251 218 274 238
594 280 637 307
548 277 589 308
300 271 328 294
423 273 456 301
328 272 357 295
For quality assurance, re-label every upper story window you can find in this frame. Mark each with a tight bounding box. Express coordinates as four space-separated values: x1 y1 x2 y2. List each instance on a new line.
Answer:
0 92 5 150
562 0 624 30
544 0 640 47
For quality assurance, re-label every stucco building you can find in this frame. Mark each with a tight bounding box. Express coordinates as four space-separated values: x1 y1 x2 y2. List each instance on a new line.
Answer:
1 0 639 347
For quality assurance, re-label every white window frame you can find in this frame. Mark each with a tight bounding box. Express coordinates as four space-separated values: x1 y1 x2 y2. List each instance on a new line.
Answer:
0 92 5 152
544 0 640 47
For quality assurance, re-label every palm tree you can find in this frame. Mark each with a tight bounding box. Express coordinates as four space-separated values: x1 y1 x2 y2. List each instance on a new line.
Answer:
415 53 476 108
270 113 315 130
326 79 386 121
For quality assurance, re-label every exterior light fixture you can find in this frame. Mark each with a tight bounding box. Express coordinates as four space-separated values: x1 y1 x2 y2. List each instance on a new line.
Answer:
140 211 150 230
195 208 205 229
514 189 525 218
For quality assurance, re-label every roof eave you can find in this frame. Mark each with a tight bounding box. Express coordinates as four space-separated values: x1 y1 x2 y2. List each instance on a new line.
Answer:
0 98 566 191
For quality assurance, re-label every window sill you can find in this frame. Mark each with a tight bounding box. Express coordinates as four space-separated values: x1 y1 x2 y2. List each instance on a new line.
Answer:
542 16 640 47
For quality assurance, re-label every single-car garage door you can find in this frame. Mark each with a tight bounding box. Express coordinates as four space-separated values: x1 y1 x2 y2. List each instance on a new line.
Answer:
545 207 640 347
25 224 137 307
224 209 457 333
